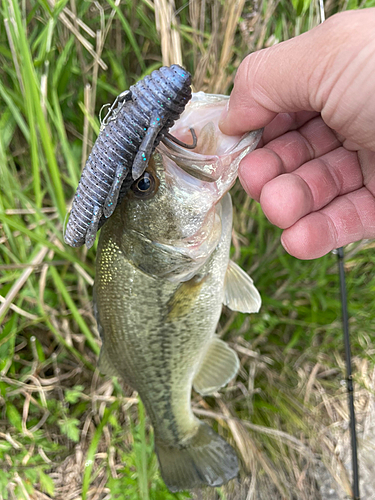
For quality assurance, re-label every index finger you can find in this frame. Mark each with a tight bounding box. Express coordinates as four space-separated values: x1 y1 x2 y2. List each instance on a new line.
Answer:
259 111 319 145
219 10 371 136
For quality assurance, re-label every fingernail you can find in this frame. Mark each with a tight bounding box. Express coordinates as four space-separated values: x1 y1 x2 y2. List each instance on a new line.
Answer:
238 164 250 195
280 233 290 254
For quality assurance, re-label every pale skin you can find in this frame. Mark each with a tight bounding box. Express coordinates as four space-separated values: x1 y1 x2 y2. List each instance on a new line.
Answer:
219 8 375 259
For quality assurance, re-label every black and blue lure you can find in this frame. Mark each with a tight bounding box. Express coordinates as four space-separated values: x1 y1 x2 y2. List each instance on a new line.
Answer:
64 64 195 249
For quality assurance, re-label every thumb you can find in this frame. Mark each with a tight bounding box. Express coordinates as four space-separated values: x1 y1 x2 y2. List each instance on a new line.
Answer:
219 9 375 136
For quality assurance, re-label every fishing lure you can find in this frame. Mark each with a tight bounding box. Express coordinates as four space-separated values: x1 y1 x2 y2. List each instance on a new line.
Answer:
64 64 195 249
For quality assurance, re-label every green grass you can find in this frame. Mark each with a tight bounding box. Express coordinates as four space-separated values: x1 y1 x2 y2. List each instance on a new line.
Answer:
1 0 375 499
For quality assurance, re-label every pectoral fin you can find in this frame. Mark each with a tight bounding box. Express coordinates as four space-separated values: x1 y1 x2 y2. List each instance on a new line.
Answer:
166 275 207 321
223 260 261 313
193 337 239 396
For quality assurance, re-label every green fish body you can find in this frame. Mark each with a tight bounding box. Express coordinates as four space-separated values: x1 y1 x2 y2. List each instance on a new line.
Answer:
94 98 262 492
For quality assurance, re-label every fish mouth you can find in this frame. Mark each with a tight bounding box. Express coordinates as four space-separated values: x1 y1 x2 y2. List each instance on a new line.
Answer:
145 92 263 279
159 92 263 184
122 92 263 281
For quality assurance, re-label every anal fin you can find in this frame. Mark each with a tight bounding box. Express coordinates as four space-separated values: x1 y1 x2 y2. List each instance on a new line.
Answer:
224 260 261 313
193 337 239 396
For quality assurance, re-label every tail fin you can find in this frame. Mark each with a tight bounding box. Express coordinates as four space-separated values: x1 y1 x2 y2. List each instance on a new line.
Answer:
155 422 239 492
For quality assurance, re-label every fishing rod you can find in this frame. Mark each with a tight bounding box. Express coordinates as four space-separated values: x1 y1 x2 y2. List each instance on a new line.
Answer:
336 247 360 500
317 2 360 493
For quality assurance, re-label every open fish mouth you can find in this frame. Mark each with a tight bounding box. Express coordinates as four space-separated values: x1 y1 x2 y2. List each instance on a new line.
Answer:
158 91 263 185
64 85 262 249
133 92 263 280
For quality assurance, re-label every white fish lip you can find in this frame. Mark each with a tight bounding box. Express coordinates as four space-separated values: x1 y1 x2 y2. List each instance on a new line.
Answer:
158 91 263 183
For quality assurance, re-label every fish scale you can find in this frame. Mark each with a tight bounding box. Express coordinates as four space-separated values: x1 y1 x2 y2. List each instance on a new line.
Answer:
95 155 231 442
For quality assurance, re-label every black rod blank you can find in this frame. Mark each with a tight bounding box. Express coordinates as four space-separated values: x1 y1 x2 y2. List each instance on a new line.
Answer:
336 246 360 500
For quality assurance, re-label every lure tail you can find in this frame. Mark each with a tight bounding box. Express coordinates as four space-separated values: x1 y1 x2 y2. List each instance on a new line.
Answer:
155 421 239 492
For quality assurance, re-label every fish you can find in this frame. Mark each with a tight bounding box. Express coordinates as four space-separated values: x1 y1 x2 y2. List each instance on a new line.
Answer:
93 92 263 492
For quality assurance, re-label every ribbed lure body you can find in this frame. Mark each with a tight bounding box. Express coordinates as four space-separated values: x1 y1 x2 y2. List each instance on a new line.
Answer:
64 65 192 249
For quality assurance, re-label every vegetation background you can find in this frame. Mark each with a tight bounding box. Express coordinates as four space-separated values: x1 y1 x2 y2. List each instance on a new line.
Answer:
1 0 375 498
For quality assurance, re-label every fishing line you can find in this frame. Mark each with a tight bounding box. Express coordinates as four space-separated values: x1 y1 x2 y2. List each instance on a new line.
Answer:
336 247 360 499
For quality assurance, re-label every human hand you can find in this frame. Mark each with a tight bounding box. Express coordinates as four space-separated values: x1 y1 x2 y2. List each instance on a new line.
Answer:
220 9 375 259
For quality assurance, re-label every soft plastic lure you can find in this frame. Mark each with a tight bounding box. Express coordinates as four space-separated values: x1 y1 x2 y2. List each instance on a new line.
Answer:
64 65 193 249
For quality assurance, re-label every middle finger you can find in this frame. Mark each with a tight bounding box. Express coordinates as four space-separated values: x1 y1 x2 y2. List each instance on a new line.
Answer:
240 116 341 200
260 147 363 229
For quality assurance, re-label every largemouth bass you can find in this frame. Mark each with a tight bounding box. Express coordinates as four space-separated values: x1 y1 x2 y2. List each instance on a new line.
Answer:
94 93 262 492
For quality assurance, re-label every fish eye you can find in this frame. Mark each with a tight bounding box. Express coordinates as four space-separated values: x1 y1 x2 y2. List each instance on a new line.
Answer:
131 172 157 199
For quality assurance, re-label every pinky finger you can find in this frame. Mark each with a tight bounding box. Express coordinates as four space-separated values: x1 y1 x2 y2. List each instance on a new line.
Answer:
280 187 375 259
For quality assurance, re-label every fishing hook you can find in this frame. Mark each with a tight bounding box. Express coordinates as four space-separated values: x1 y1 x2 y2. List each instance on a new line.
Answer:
166 127 197 149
